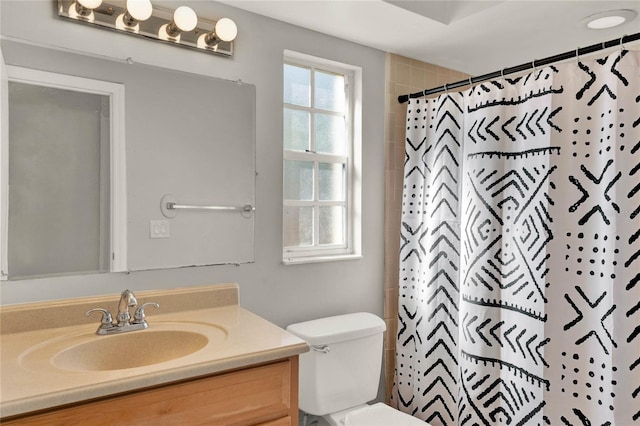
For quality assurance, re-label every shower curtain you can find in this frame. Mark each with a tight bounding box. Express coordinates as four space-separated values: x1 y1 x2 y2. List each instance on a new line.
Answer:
392 49 640 425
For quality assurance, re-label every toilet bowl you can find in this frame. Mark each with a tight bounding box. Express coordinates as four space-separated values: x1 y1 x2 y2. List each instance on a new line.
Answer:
344 403 428 426
287 313 430 426
307 403 428 426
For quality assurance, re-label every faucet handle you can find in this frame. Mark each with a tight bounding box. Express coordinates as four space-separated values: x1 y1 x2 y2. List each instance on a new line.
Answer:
133 302 159 324
86 308 114 329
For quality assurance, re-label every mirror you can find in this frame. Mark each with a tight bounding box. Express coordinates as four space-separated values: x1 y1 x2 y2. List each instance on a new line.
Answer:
7 73 122 279
1 39 256 280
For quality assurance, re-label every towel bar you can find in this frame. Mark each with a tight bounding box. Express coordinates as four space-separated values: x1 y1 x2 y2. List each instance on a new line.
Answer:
160 194 254 218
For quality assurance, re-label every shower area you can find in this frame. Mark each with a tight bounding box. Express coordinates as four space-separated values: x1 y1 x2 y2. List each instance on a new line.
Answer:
383 36 639 425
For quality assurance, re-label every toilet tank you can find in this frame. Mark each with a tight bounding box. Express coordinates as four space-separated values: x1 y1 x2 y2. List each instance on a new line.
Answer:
286 312 386 416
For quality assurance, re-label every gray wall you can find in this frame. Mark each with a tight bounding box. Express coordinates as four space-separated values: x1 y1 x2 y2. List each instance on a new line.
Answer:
0 0 387 330
8 82 108 278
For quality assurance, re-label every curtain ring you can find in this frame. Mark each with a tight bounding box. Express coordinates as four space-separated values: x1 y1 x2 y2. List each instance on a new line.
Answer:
620 34 627 50
532 60 537 74
575 47 580 64
444 83 448 93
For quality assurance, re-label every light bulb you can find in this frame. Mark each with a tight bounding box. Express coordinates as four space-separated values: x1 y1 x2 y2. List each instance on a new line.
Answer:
126 0 152 21
72 0 101 18
202 17 237 47
158 24 175 41
215 18 237 42
77 0 102 9
173 6 197 32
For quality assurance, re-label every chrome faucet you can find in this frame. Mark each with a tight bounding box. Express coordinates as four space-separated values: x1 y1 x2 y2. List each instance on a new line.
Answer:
117 289 138 327
86 289 159 335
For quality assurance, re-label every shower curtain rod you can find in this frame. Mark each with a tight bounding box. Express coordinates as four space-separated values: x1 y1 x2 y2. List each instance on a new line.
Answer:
397 32 640 104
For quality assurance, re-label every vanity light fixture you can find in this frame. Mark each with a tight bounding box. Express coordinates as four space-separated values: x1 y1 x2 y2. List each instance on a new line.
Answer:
57 0 236 57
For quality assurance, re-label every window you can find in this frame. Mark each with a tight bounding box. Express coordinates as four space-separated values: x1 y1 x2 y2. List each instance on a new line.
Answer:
283 52 361 263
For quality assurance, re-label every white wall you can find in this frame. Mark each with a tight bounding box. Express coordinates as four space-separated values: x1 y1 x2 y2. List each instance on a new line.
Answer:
0 0 387 330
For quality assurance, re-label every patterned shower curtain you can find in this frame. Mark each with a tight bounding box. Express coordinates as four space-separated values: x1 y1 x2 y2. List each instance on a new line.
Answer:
392 49 640 425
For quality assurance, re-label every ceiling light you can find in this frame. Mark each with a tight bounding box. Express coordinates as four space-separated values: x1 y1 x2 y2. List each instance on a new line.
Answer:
582 9 637 30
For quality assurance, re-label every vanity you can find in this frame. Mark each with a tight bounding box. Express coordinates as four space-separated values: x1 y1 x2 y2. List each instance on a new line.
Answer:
0 283 309 425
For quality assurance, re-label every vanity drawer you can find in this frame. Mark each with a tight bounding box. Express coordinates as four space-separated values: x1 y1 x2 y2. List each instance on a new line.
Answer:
4 356 299 425
260 417 292 426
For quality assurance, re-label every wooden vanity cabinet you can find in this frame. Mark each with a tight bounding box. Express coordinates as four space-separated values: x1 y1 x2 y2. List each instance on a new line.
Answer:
3 356 299 425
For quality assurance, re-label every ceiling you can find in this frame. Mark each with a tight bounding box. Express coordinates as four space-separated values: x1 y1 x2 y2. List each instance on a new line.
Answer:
220 0 640 76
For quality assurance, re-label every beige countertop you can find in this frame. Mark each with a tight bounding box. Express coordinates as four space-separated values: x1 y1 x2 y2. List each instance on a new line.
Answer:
0 283 309 419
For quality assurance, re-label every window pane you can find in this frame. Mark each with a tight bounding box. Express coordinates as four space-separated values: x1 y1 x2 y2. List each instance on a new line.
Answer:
284 108 310 151
284 160 314 200
318 162 344 201
314 70 344 112
315 113 346 155
319 206 344 245
284 64 310 107
284 206 313 246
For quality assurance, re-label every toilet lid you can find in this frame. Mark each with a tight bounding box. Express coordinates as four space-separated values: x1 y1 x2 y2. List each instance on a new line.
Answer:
344 403 430 426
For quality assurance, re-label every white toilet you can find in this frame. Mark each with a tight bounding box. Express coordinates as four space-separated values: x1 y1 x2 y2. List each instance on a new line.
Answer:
287 312 429 426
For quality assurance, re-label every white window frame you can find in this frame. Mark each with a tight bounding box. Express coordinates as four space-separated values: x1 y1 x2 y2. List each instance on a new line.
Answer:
0 65 127 278
283 50 362 264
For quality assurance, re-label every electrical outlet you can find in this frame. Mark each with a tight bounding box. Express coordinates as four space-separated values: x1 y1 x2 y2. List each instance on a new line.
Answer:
150 220 170 239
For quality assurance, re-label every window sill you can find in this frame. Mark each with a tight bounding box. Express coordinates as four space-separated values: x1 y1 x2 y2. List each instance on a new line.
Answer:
282 253 362 265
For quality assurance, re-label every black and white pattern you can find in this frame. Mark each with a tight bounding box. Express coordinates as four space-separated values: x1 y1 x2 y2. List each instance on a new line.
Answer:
392 50 640 425
395 92 463 425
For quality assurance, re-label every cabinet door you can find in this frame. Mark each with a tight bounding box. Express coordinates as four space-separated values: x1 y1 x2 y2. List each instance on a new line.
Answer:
4 357 299 426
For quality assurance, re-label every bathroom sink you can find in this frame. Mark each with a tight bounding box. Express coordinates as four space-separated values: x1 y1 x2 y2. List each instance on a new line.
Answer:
52 330 208 371
19 322 226 373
